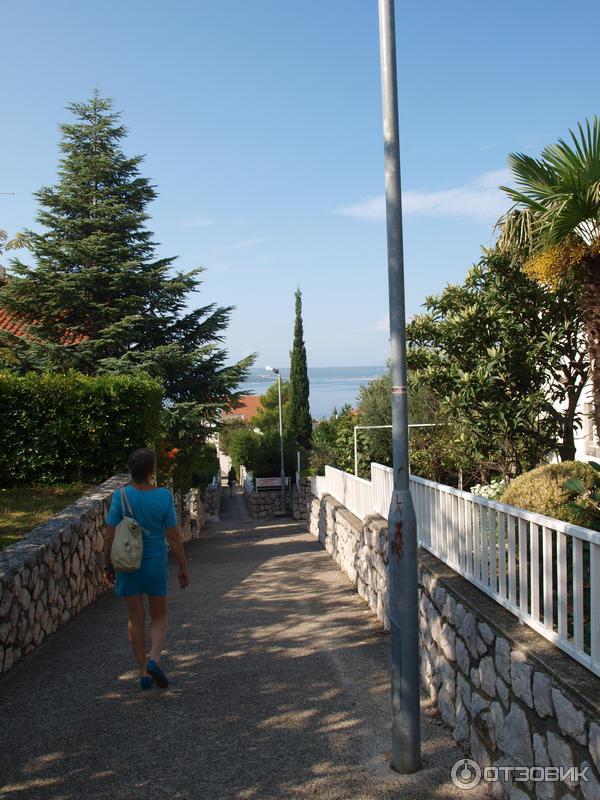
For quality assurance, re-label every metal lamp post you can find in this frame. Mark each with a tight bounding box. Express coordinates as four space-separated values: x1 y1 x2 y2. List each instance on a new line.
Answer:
266 366 286 513
378 0 421 773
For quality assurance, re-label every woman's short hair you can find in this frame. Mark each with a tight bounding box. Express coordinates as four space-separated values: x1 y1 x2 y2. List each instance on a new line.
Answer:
127 448 156 482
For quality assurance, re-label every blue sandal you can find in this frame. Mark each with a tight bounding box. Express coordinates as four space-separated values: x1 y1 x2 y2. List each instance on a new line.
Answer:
140 675 153 690
147 659 169 689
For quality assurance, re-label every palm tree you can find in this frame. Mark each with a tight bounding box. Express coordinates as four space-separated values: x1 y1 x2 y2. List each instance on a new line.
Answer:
497 117 600 439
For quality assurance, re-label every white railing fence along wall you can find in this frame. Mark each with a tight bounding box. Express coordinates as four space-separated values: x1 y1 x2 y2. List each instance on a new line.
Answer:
319 466 374 523
315 463 600 677
371 463 394 520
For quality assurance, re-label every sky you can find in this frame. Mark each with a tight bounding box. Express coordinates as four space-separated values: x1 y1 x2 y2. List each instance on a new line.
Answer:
2 0 599 368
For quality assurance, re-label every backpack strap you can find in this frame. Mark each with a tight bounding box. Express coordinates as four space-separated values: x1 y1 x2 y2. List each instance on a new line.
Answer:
120 486 135 518
119 487 148 532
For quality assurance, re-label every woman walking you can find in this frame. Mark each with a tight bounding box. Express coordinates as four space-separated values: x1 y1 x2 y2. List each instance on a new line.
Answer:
104 448 190 690
227 466 236 497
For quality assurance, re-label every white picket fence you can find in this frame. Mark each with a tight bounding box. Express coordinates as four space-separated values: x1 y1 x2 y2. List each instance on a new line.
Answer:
315 466 374 522
314 463 600 677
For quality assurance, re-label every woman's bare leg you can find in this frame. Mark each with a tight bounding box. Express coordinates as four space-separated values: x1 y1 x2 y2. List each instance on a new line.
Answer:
148 595 168 664
125 595 148 675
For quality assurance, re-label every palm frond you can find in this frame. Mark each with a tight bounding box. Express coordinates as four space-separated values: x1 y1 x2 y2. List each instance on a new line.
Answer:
498 117 600 253
505 153 558 200
495 208 537 255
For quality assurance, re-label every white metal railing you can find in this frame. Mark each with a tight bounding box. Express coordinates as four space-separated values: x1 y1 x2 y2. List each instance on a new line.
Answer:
316 463 600 677
316 466 374 522
372 462 395 519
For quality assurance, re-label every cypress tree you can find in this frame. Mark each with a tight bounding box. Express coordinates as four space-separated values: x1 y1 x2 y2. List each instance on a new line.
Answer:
0 91 252 433
288 287 312 450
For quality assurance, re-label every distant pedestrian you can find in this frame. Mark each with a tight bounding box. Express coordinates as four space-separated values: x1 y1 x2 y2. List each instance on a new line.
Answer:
227 467 237 497
104 448 190 691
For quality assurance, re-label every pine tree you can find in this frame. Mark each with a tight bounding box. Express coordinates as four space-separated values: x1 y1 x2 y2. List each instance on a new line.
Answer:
0 92 253 433
288 288 312 450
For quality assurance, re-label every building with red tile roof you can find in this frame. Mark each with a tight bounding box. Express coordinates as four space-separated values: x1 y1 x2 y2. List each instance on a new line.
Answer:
221 395 262 422
0 308 88 346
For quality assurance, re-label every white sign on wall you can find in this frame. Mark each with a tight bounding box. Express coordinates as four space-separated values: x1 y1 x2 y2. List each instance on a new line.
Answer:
255 477 290 491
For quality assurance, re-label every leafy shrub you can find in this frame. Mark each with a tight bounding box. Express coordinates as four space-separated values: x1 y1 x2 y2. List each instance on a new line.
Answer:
306 445 336 476
251 432 296 478
0 370 163 485
227 427 295 478
218 418 247 456
500 461 600 524
228 428 259 473
562 461 600 531
409 423 466 486
172 443 219 493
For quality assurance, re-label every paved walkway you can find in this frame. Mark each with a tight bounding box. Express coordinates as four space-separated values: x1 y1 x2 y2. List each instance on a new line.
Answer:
0 489 478 800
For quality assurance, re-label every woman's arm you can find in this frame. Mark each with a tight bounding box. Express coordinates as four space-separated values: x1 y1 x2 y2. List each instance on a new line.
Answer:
166 526 190 588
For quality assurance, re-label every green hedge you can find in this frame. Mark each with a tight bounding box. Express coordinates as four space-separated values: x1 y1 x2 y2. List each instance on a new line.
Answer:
172 443 219 493
0 371 163 485
228 427 296 479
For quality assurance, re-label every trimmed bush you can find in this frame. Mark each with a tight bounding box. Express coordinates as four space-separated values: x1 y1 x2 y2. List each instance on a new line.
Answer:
227 427 295 479
500 461 600 524
0 371 163 485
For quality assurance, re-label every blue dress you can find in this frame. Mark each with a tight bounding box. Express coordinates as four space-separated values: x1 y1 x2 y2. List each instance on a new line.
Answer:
106 486 178 597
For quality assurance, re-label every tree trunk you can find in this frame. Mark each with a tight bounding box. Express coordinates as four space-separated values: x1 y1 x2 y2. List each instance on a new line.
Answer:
558 423 576 462
581 261 600 445
556 382 586 462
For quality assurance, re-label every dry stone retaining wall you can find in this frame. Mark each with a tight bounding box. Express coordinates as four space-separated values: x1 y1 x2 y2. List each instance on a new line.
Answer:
292 478 311 521
175 486 207 541
202 480 221 517
244 484 292 517
244 478 311 519
0 476 206 676
309 492 600 800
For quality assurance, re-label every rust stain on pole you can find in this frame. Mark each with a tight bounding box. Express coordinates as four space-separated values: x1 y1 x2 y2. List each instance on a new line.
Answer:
391 496 404 558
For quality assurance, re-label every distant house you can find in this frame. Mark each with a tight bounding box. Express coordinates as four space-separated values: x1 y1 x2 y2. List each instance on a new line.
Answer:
221 395 262 423
217 395 262 475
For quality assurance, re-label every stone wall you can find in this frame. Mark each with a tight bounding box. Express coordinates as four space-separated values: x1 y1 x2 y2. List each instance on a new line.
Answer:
309 492 600 800
174 487 207 541
202 480 221 517
244 483 292 517
1 477 206 676
292 478 311 521
244 478 311 520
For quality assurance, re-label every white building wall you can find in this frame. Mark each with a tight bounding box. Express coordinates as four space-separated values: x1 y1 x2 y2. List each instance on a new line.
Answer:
572 380 600 464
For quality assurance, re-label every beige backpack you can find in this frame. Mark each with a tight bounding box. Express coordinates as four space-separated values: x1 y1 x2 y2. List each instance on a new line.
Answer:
111 488 144 572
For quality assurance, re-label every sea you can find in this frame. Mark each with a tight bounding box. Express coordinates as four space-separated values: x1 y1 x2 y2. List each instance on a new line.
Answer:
241 366 386 420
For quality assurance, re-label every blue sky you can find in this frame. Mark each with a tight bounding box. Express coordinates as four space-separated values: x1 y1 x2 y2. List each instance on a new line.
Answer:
2 0 599 368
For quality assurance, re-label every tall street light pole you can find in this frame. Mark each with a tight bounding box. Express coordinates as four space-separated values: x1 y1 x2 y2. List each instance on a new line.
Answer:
266 366 286 513
378 0 421 773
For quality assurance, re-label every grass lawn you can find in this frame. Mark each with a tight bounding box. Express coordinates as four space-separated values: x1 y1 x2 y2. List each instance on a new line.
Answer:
0 484 92 552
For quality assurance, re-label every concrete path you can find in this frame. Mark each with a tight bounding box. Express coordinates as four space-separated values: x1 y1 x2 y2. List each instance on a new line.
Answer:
0 489 480 800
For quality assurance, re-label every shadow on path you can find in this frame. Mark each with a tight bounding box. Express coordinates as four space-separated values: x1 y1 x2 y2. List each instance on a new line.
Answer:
0 488 480 800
